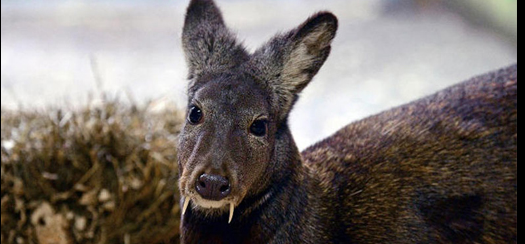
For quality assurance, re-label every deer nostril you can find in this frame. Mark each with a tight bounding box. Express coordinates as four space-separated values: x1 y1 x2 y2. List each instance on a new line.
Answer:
220 184 230 193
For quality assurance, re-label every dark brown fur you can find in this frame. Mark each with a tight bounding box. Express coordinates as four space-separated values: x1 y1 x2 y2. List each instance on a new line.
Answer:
177 0 517 243
303 64 517 243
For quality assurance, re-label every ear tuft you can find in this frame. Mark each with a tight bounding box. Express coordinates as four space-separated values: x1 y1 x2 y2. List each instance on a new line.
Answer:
184 0 225 32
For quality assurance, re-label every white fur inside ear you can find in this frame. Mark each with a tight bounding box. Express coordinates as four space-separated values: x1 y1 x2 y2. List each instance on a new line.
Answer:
281 22 333 94
282 43 313 91
250 15 336 120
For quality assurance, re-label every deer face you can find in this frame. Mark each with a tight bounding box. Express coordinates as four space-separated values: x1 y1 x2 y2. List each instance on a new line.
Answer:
177 0 337 222
178 72 275 218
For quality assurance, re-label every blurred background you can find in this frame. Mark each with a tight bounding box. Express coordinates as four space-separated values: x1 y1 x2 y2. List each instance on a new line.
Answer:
1 0 517 150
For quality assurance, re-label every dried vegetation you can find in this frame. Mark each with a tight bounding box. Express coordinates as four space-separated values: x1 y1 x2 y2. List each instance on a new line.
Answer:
1 98 184 244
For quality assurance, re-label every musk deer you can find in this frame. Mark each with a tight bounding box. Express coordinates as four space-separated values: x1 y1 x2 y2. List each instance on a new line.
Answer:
177 0 517 243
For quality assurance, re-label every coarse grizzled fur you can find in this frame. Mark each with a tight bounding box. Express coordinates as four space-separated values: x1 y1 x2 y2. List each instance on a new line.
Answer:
176 0 517 243
302 64 517 243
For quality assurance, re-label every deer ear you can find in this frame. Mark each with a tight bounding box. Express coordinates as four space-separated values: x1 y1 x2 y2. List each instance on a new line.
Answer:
252 12 338 119
182 0 248 79
281 12 338 94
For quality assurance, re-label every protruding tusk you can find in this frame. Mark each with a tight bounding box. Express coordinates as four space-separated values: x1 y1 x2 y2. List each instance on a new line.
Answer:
182 197 190 215
228 203 234 224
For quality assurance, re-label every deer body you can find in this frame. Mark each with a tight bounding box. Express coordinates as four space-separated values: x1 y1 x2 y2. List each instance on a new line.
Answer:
177 0 517 243
303 65 517 243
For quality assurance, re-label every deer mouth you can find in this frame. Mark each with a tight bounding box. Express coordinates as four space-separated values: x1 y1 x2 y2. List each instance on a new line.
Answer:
181 194 236 223
179 167 245 223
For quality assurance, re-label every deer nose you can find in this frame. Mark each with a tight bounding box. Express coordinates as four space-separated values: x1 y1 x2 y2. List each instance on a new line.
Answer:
196 174 231 201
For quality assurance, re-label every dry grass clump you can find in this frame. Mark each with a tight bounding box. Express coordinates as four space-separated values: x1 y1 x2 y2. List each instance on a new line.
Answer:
1 99 184 244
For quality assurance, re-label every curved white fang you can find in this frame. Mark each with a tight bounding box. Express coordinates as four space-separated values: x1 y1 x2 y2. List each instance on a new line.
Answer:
182 197 190 215
228 203 234 224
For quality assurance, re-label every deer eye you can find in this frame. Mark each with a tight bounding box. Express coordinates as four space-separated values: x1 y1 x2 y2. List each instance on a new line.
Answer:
188 105 204 125
250 119 268 137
